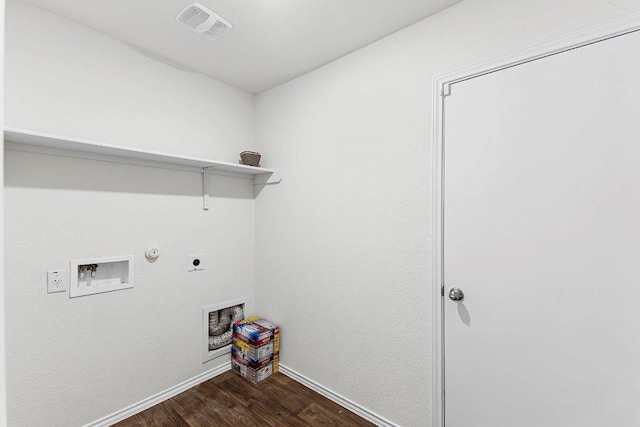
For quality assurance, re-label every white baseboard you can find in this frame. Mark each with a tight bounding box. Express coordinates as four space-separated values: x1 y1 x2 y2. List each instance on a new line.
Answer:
279 364 399 427
83 362 231 427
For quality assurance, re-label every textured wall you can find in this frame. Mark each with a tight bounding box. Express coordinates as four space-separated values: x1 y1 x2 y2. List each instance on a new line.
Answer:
254 1 640 426
4 1 256 426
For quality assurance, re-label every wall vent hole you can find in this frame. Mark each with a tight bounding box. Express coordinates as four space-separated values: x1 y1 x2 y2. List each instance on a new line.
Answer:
203 299 246 363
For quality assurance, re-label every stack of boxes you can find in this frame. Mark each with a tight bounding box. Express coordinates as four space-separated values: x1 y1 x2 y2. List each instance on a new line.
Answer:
231 317 279 383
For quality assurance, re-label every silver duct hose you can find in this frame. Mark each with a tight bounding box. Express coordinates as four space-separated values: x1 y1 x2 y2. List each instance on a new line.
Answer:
210 308 232 336
209 304 244 350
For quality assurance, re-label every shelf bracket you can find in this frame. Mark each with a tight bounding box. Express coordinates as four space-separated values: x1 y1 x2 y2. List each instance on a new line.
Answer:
254 171 282 185
203 167 214 211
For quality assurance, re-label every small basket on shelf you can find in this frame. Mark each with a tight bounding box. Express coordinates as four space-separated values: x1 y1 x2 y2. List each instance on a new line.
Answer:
240 151 261 167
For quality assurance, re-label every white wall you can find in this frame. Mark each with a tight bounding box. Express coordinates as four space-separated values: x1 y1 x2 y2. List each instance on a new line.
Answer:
5 1 254 160
4 1 256 426
254 1 640 426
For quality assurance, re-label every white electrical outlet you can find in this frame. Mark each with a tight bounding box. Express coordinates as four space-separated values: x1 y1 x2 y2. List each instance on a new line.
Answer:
47 270 67 293
188 254 204 272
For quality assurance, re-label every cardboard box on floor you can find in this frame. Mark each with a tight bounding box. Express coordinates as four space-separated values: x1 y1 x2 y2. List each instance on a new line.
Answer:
231 352 279 384
231 317 279 384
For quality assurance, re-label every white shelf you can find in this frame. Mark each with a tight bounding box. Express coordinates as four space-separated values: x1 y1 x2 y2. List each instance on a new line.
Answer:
3 128 280 185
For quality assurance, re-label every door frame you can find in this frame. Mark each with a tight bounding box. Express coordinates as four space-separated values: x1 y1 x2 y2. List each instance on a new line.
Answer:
431 12 640 427
1 1 6 425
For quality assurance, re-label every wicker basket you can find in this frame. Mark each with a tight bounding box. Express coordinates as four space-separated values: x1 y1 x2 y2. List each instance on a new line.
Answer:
240 151 261 167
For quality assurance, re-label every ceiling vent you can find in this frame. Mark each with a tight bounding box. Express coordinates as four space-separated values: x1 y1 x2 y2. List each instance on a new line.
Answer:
177 3 232 41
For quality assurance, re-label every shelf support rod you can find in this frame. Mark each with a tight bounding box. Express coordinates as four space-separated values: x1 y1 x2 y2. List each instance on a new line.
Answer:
203 167 214 211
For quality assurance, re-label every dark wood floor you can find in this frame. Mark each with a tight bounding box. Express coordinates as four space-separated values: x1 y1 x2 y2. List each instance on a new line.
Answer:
114 371 375 426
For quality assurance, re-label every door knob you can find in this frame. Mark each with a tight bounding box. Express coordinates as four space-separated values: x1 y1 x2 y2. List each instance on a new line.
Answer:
449 287 464 302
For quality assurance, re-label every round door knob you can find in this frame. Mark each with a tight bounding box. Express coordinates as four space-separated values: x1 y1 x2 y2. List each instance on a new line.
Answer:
449 287 464 301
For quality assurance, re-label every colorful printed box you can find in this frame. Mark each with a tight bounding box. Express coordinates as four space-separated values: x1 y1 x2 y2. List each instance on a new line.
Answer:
231 356 278 384
232 350 278 371
232 317 279 383
233 317 279 343
233 339 275 365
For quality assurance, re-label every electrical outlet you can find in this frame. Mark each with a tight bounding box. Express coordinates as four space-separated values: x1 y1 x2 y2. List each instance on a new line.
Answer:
47 270 67 294
188 254 204 272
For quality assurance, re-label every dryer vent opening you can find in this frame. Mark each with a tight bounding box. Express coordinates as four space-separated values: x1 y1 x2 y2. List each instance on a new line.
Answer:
202 300 245 363
177 3 232 41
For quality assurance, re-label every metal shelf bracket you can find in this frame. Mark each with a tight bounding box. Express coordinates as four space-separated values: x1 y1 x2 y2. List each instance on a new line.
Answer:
203 167 214 211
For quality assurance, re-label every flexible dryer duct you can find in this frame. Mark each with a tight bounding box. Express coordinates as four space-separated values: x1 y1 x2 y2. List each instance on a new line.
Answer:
209 304 244 350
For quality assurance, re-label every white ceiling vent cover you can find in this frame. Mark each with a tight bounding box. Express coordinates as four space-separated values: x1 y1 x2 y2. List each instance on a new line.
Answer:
177 3 232 41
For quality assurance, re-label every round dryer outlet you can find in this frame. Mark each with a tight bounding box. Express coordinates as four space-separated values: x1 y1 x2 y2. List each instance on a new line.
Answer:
145 246 160 261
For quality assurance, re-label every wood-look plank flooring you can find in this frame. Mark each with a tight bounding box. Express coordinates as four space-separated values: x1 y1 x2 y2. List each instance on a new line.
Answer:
114 371 375 426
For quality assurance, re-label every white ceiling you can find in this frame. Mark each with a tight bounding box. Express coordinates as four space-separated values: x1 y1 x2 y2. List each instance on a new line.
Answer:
19 0 462 93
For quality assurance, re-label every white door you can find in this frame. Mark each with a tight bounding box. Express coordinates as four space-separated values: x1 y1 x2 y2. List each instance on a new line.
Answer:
444 29 640 426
